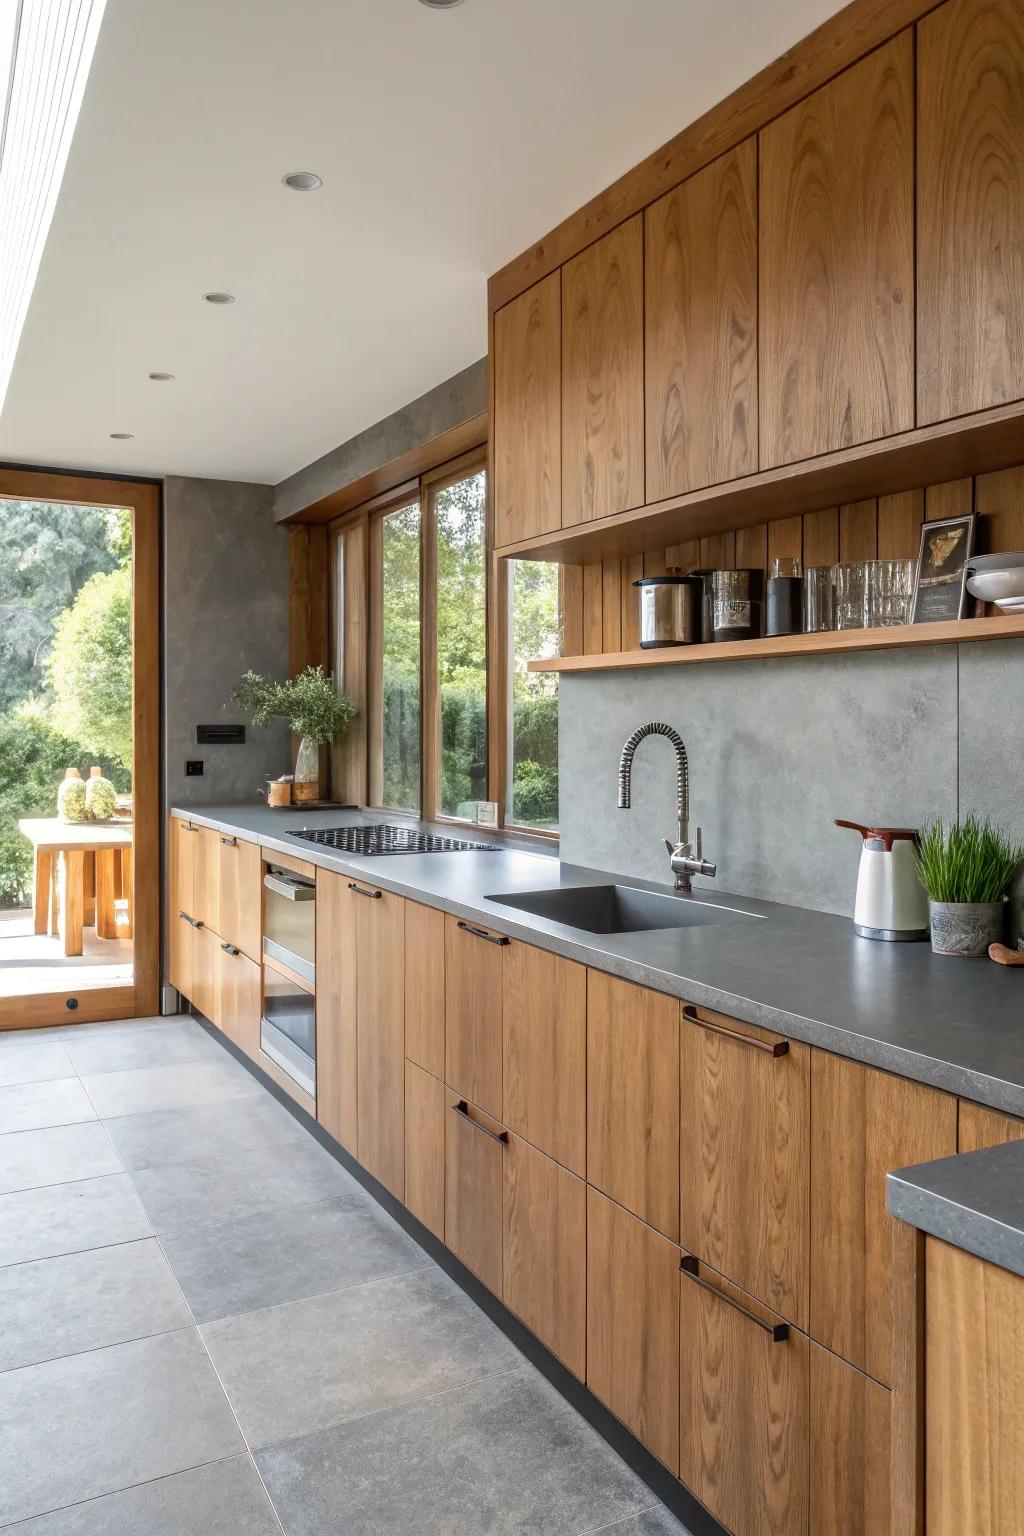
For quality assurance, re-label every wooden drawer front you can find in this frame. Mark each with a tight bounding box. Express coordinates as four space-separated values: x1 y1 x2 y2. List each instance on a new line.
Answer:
810 1050 956 1385
192 825 221 934
217 942 261 1061
444 1091 505 1296
355 884 406 1200
503 1135 586 1379
679 1255 809 1536
959 1099 1024 1153
587 970 680 1240
405 1061 445 1241
680 1003 810 1328
191 922 219 1027
169 905 196 1002
216 833 261 960
405 901 445 1080
587 1187 679 1472
493 273 561 547
315 870 358 1156
168 818 196 998
810 1343 891 1536
445 914 504 1122
503 942 585 1175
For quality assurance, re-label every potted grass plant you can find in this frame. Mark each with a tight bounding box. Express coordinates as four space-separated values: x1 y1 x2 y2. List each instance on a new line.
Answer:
231 666 356 802
915 815 1024 957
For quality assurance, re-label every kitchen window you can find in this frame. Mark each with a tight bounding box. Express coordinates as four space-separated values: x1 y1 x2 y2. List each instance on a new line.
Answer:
506 560 560 830
376 499 421 813
430 465 488 819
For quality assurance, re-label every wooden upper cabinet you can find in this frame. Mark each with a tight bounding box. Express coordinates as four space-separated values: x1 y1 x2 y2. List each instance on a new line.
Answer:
316 870 358 1156
502 942 586 1175
561 216 644 526
445 914 504 1121
918 0 1024 423
493 272 561 547
759 32 914 467
354 883 406 1199
216 833 261 960
405 900 445 1080
645 140 758 499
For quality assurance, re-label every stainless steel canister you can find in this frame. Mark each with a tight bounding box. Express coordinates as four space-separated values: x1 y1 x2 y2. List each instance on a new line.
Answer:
633 577 702 648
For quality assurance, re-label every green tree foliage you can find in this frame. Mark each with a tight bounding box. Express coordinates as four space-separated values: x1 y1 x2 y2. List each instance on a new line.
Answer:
48 564 132 768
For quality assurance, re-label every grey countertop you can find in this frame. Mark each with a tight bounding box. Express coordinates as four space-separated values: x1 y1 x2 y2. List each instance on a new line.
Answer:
173 801 1024 1120
888 1141 1024 1279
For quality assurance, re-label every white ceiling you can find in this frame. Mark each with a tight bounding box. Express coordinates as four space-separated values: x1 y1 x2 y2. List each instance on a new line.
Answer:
0 0 843 485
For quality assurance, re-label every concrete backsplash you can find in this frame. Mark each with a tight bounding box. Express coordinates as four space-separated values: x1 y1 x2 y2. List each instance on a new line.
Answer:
559 640 1022 918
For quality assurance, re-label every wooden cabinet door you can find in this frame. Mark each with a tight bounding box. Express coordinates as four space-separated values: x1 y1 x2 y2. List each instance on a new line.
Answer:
192 826 221 934
645 139 758 499
810 1342 891 1536
561 216 644 525
405 900 445 1079
315 870 358 1155
168 819 196 998
503 942 585 1175
503 1134 586 1379
355 882 405 1199
191 921 219 1027
680 1254 809 1536
959 1098 1024 1153
759 32 914 467
918 0 1024 423
216 834 261 960
405 1060 445 1241
493 272 561 546
587 970 679 1240
810 1050 956 1385
217 941 261 1060
680 1003 810 1328
444 914 504 1122
444 1091 505 1296
586 1186 679 1472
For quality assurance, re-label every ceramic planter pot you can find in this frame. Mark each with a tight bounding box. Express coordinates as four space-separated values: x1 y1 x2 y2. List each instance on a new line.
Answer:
928 900 1004 957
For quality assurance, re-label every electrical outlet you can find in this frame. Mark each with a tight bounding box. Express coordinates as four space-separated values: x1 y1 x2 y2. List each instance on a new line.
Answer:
185 759 204 777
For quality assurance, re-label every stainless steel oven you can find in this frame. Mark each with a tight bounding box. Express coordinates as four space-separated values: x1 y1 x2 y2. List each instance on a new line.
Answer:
261 866 316 1096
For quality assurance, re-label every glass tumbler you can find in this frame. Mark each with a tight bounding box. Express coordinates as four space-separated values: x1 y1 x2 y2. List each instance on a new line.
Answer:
833 562 869 631
803 565 835 633
867 558 916 627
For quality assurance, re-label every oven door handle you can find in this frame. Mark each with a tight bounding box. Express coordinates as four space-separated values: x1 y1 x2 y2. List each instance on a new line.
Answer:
263 872 315 901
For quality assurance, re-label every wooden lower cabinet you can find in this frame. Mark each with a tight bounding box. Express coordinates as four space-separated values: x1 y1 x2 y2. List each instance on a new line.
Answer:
503 942 586 1175
586 1187 679 1472
809 1342 891 1536
958 1098 1024 1153
405 1060 445 1240
679 1254 809 1536
503 1134 586 1378
192 825 221 933
169 907 196 1003
445 914 504 1121
354 883 405 1199
444 1091 505 1295
405 901 445 1079
191 921 218 1025
316 871 358 1155
216 833 261 960
216 941 261 1060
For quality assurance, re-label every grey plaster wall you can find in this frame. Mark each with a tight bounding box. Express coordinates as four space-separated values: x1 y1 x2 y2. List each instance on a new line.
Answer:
559 645 971 917
164 476 290 812
273 358 487 521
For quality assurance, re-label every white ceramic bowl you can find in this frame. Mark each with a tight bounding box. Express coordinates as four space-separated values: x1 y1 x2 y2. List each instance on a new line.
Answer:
966 567 1024 602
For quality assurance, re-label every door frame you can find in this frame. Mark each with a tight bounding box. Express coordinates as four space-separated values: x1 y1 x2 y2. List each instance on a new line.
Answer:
0 466 161 1030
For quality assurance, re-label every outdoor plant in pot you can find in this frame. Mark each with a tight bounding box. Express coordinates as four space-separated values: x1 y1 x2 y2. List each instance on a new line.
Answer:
230 667 356 802
915 815 1024 957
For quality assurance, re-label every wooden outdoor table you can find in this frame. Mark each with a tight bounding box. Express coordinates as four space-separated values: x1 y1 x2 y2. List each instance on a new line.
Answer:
18 819 134 957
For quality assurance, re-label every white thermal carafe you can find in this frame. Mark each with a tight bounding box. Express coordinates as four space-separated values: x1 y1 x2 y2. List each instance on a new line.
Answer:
834 819 930 941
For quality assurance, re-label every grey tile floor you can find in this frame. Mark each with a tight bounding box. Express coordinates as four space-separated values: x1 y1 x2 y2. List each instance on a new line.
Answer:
0 1015 691 1535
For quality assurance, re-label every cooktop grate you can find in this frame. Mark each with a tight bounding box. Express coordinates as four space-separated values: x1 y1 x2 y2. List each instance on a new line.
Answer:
287 823 497 856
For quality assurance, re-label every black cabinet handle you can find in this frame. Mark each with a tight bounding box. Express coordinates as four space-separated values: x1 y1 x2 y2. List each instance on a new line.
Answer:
451 1100 509 1144
456 920 508 947
347 881 382 900
220 835 237 847
220 942 239 956
179 912 204 929
682 1005 788 1058
680 1255 789 1341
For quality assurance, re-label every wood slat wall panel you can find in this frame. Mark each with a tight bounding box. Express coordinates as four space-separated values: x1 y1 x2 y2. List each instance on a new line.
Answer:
839 500 879 562
924 478 972 522
583 563 604 654
735 524 767 571
601 560 622 651
561 565 583 656
802 507 840 568
877 489 923 559
768 516 803 567
621 553 644 651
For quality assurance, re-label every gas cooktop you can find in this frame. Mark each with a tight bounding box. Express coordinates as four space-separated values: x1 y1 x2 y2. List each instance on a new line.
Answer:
287 823 497 856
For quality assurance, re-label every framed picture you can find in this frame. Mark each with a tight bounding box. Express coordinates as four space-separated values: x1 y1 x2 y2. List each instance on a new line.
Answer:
911 513 976 623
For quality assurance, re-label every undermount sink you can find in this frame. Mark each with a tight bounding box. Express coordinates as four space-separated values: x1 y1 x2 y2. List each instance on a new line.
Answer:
485 884 760 936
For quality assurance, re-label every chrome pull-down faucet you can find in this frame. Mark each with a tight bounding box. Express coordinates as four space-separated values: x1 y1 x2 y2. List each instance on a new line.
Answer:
617 722 716 894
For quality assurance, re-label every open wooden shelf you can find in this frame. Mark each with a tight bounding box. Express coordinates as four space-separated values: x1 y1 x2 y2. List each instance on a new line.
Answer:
528 614 1024 673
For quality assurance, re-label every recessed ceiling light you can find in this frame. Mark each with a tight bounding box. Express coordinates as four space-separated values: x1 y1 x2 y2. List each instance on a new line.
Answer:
419 0 466 7
110 432 134 440
148 371 174 382
282 171 322 191
203 291 235 305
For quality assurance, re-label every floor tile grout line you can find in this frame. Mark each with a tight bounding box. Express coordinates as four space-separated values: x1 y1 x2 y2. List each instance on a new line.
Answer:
0 1163 129 1202
577 1501 681 1536
0 1321 200 1383
196 1253 439 1334
0 1451 258 1534
0 1231 157 1275
0 1113 99 1139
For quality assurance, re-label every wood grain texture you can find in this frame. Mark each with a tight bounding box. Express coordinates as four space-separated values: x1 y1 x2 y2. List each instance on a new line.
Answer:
216 835 261 961
562 216 644 525
839 500 878 561
405 1060 445 1240
190 921 218 1027
810 1343 891 1536
802 507 840 568
329 516 368 804
768 516 803 567
192 827 221 936
404 900 445 1079
444 913 503 1121
679 1255 809 1536
582 563 604 655
679 1005 810 1329
734 523 767 572
644 140 757 500
975 466 1024 580
586 1186 680 1472
587 969 680 1240
621 552 644 651
890 1218 925 1536
809 1050 956 1385
503 1134 586 1378
355 884 406 1199
289 417 485 526
924 477 972 523
126 482 162 1018
502 942 586 1175
925 1237 1024 1536
759 33 914 467
315 870 359 1156
958 1098 1024 1153
699 530 735 570
168 819 196 999
217 945 261 1061
918 0 1024 423
663 538 699 574
444 1090 504 1296
560 565 583 655
601 559 622 651
877 489 923 559
493 272 561 545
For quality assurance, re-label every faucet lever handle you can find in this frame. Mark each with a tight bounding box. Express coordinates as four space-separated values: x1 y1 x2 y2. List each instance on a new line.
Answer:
664 838 676 856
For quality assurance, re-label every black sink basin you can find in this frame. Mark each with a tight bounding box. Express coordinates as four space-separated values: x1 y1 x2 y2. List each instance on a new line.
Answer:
485 884 759 935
